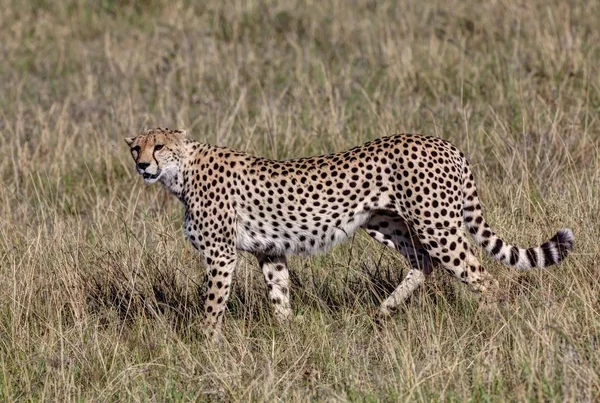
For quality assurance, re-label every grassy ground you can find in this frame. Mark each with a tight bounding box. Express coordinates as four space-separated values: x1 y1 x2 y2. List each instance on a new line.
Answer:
1 0 599 400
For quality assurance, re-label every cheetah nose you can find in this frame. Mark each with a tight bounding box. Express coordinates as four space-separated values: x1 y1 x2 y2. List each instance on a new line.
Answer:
137 162 150 170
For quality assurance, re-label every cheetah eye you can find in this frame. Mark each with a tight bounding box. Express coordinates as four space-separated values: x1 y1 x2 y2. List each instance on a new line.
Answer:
154 144 164 151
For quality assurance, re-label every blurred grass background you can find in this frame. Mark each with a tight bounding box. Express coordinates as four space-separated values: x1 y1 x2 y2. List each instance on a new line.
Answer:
0 0 599 400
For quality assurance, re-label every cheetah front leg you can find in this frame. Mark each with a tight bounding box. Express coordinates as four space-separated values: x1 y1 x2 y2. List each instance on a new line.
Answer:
201 247 237 342
184 208 239 341
255 255 292 322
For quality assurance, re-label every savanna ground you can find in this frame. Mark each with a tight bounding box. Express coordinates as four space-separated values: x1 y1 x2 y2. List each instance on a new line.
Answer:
1 0 599 401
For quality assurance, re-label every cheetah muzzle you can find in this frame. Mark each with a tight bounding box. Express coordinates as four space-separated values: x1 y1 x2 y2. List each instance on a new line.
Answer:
125 128 575 341
142 170 160 181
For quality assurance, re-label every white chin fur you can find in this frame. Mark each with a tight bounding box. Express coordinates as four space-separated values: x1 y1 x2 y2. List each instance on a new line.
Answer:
143 175 161 184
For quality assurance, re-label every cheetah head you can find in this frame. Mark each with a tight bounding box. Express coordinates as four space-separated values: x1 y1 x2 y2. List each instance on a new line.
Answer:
125 127 187 184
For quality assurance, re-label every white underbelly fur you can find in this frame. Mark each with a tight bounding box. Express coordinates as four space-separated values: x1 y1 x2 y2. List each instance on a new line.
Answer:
236 211 372 256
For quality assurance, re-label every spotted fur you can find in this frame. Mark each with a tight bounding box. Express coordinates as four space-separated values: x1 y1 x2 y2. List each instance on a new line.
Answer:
125 128 574 339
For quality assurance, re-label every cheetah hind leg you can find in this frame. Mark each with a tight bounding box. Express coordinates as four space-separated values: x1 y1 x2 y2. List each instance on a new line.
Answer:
411 224 501 304
363 212 436 318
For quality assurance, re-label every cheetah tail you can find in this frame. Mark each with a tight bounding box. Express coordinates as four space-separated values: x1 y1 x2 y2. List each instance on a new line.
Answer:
461 166 574 270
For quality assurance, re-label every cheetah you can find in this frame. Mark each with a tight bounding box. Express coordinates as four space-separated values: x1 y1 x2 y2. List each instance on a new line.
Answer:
125 128 574 339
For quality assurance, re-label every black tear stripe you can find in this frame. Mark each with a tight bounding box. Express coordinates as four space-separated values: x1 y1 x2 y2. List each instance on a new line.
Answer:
541 242 555 266
526 248 538 268
491 238 503 255
509 246 519 265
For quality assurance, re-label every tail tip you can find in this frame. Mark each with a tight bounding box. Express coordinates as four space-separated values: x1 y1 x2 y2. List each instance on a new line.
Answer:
556 228 575 250
552 228 574 263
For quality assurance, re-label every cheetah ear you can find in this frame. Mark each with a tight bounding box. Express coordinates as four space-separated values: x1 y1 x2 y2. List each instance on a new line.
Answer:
125 137 135 146
174 129 187 138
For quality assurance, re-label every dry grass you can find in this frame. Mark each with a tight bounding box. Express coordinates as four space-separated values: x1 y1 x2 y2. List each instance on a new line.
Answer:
1 0 599 400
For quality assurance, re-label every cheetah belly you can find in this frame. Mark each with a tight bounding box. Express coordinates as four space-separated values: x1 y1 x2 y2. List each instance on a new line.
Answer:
235 210 372 256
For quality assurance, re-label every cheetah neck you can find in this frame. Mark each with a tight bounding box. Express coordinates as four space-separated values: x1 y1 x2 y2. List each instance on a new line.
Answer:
158 140 198 203
159 167 185 202
161 140 211 204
